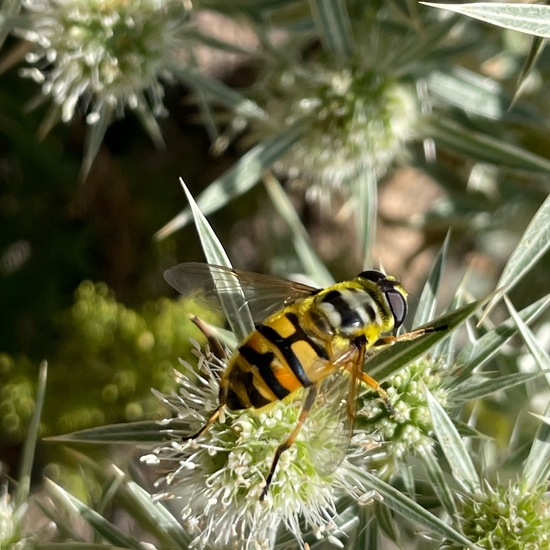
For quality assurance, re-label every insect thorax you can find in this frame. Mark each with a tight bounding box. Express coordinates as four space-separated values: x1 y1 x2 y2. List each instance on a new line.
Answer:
308 285 392 339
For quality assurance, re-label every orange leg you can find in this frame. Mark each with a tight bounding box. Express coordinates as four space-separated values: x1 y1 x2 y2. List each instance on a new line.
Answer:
375 325 446 346
260 384 319 501
185 406 223 440
359 371 393 414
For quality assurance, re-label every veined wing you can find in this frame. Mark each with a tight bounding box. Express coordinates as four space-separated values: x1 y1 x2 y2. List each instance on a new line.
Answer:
164 262 319 324
307 346 365 475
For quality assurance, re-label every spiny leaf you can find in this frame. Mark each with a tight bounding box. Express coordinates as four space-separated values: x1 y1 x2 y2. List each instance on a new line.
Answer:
263 172 334 286
351 467 479 549
413 230 450 327
452 371 549 403
309 0 355 63
482 194 550 319
47 420 174 444
452 294 550 386
45 480 145 550
423 3 550 39
16 360 47 507
426 387 481 492
523 403 550 491
180 179 254 340
155 119 311 239
368 295 491 382
426 118 550 173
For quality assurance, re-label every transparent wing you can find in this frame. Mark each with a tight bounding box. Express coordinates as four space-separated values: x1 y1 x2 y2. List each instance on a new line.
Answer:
307 346 365 475
164 262 319 324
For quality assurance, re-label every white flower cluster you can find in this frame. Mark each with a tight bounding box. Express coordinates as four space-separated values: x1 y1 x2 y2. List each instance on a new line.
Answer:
16 0 191 124
143 343 380 549
254 64 418 194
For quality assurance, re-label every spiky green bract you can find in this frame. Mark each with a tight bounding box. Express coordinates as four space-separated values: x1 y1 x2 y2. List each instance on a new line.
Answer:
16 0 190 125
445 481 550 550
143 343 378 549
250 62 417 195
356 357 446 477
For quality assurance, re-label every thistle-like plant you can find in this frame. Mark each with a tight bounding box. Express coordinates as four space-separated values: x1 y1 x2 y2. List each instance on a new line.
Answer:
156 1 550 274
0 0 265 178
47 184 550 549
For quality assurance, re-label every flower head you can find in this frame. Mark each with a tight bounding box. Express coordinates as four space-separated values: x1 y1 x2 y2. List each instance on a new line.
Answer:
446 481 550 550
250 61 418 196
143 342 379 548
16 0 191 135
356 357 446 477
13 0 194 177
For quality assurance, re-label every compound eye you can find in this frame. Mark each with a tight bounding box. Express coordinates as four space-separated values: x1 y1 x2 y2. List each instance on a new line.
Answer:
358 269 386 283
386 289 407 328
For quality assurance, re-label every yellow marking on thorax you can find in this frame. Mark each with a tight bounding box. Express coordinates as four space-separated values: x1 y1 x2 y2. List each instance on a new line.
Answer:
364 323 384 345
267 311 298 337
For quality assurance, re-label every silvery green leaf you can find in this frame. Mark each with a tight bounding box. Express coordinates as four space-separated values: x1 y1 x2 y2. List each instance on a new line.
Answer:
512 37 546 107
426 118 550 173
45 480 144 550
109 469 191 548
353 165 377 271
523 403 550 490
452 371 549 403
263 172 334 286
452 294 550 387
423 450 460 520
504 295 550 373
173 66 266 120
426 387 481 492
426 67 542 122
47 420 170 444
16 360 47 507
352 468 478 548
309 0 355 63
413 230 450 328
483 194 550 317
423 3 550 39
155 119 311 239
180 179 254 339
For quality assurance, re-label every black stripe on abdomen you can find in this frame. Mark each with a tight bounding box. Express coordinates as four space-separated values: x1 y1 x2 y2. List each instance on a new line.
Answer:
238 344 290 400
225 370 272 410
256 313 327 387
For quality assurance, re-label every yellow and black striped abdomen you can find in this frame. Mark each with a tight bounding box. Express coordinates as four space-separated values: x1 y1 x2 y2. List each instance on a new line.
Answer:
222 309 332 411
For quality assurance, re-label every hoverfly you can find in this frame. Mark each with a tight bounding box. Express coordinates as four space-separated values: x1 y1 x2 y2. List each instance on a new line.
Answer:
165 263 438 501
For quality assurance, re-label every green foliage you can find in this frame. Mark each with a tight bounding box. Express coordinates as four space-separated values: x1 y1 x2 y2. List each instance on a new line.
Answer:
0 281 206 444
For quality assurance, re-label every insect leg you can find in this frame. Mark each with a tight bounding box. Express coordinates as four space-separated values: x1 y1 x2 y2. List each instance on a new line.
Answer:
260 384 319 502
359 372 393 414
182 316 229 440
376 324 447 346
185 405 223 440
184 376 230 440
